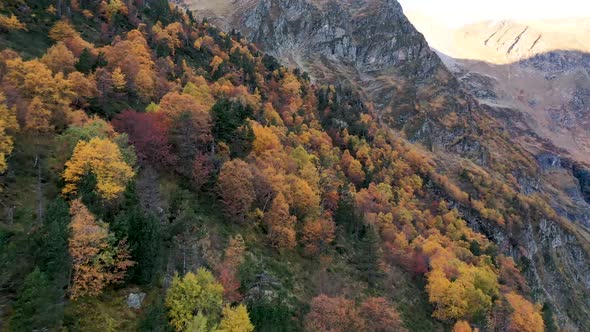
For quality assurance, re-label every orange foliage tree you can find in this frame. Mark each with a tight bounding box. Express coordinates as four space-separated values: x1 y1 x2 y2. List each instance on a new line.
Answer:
453 321 473 332
217 234 246 303
359 297 407 332
102 29 155 100
217 159 255 223
505 293 544 332
158 91 211 144
341 150 365 187
68 199 133 299
263 193 297 250
300 216 335 256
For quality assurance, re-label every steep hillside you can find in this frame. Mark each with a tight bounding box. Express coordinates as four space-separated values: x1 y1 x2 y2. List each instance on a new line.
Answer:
0 0 589 332
179 0 590 330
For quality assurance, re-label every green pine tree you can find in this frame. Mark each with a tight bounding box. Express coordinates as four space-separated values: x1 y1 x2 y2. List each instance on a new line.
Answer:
10 268 61 331
75 48 94 74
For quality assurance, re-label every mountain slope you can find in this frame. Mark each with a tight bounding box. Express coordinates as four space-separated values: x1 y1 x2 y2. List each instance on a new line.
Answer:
178 0 590 330
0 1 535 331
0 0 589 331
407 15 590 165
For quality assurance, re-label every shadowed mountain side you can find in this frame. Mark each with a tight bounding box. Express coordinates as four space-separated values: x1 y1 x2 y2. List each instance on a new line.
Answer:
437 49 590 166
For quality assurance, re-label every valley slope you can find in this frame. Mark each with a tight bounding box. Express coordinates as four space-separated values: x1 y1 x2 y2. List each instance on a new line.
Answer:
180 0 590 330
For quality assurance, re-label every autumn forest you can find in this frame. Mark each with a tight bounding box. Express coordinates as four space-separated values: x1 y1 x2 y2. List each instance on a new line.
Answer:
0 0 552 331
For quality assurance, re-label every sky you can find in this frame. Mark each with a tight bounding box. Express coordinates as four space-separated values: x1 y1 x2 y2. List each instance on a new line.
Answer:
398 0 590 26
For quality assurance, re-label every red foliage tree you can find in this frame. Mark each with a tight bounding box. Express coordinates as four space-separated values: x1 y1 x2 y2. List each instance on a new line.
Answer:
192 153 212 191
112 109 176 167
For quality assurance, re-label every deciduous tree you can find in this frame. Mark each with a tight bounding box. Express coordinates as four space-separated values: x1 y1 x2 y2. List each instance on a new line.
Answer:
301 217 335 256
159 92 211 145
113 110 175 167
217 159 255 223
182 78 215 110
263 193 297 250
111 67 127 91
25 97 52 133
41 42 76 74
217 304 254 332
505 293 544 332
165 268 224 331
192 153 212 191
359 297 407 332
305 295 364 332
341 150 365 187
68 199 133 299
63 137 135 200
49 21 78 41
453 321 473 332
102 29 156 100
0 92 18 173
0 14 26 32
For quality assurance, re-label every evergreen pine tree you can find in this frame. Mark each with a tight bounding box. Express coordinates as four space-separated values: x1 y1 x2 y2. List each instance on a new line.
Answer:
10 268 61 331
75 48 94 74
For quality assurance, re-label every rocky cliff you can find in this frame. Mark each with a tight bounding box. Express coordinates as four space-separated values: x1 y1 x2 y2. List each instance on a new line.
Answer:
180 0 590 329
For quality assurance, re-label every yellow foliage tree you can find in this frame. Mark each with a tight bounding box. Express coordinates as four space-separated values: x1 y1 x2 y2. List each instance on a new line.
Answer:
153 22 184 55
6 57 75 129
426 262 498 321
252 123 282 157
63 137 135 200
280 72 301 96
0 92 19 174
210 56 224 74
46 4 57 15
111 67 127 91
49 20 78 41
25 97 52 133
165 269 224 331
217 304 254 332
0 14 26 32
182 78 215 110
41 42 76 74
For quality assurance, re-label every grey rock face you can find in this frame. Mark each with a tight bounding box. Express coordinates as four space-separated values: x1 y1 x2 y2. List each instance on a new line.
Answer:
126 292 146 310
522 51 590 74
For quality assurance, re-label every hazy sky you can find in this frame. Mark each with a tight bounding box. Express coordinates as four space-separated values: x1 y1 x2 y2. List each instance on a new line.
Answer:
398 0 590 26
